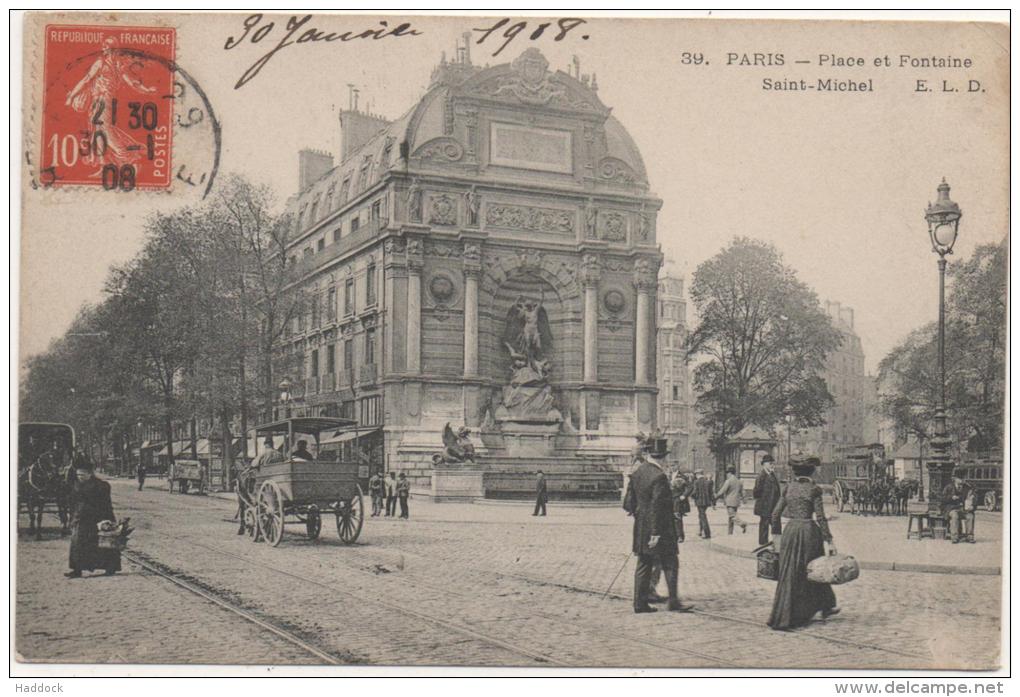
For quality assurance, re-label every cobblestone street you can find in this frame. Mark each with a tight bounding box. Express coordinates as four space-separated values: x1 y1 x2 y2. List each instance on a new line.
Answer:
15 479 1002 669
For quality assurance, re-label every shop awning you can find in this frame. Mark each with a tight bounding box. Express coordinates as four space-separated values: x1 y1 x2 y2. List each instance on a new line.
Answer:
320 427 381 446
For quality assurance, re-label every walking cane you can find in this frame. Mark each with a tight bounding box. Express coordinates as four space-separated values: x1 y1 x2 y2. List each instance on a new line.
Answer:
602 553 633 600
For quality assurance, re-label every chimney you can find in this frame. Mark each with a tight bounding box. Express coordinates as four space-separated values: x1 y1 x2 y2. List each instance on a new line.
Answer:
298 149 334 192
339 110 391 163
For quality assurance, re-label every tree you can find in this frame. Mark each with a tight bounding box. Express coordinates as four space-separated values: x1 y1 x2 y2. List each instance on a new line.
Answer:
686 238 842 458
878 239 1006 452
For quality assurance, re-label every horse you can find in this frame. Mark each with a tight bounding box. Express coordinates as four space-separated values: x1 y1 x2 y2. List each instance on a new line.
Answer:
17 455 74 539
890 480 918 515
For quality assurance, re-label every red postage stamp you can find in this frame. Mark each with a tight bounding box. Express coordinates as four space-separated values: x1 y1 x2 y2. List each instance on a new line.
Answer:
40 24 176 190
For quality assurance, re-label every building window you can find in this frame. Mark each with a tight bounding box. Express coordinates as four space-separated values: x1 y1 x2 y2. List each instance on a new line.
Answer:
365 327 376 366
360 396 381 426
365 263 377 306
344 338 354 373
317 238 325 252
333 227 341 243
371 200 381 223
345 278 355 315
311 292 321 326
289 255 297 267
303 247 313 257
326 185 335 212
351 215 360 234
672 385 680 400
327 287 337 320
340 400 355 420
310 349 319 377
340 178 350 204
327 343 336 374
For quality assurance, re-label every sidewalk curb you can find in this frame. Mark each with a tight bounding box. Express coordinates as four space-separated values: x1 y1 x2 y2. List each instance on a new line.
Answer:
704 540 1000 576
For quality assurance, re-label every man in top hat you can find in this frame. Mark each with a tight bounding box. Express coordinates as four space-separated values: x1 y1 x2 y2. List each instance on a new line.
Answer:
753 455 783 546
715 466 748 535
623 436 694 613
942 468 976 544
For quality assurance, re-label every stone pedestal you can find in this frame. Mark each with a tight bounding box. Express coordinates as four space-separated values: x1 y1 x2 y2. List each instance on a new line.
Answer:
431 467 485 502
498 421 560 457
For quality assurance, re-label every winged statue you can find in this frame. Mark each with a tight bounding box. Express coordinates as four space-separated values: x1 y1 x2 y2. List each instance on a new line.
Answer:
502 293 554 379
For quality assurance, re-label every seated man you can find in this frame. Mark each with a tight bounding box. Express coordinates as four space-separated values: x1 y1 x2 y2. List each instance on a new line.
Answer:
942 468 975 544
291 439 315 461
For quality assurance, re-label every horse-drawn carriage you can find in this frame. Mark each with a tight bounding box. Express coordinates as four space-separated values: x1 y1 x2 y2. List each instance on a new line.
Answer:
237 417 366 547
167 459 206 495
831 443 915 515
18 422 76 538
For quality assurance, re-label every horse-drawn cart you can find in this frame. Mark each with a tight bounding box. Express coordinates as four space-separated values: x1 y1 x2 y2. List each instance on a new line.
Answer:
168 459 206 495
238 417 365 547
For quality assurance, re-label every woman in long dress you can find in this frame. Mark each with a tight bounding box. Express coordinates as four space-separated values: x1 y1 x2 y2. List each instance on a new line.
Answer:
767 454 838 629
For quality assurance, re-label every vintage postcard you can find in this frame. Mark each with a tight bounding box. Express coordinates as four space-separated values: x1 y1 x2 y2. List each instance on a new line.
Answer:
13 11 1009 675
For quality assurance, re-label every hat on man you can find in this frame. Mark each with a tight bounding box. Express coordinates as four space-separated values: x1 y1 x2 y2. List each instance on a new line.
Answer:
761 454 774 465
725 465 736 474
694 468 704 475
952 467 967 479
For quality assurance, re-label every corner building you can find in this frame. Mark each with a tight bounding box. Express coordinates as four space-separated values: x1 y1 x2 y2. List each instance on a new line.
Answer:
277 48 663 499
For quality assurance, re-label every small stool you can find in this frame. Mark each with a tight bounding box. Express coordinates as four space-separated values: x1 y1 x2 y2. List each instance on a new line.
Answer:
907 512 932 540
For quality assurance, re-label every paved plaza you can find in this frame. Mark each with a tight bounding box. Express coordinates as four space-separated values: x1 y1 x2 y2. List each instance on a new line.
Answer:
15 479 1003 669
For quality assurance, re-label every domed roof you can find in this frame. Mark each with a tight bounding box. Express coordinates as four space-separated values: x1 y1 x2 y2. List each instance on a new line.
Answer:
288 48 652 229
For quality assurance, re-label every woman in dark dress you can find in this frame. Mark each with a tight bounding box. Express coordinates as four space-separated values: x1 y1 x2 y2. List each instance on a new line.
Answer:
767 455 838 629
66 455 121 578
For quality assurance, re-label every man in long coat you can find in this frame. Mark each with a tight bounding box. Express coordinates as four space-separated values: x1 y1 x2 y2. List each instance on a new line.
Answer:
691 469 714 539
532 470 548 516
66 456 120 578
623 439 694 614
753 455 783 545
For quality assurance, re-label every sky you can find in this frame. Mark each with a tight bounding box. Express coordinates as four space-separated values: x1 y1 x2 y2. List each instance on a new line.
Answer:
19 14 1010 374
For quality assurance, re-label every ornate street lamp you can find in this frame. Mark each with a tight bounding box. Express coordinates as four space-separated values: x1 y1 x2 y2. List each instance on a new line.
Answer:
923 178 961 515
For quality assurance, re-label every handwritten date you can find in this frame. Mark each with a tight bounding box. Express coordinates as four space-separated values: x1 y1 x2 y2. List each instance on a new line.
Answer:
473 18 589 58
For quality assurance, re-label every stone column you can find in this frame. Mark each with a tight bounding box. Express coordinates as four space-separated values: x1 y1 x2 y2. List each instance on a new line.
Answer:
463 242 482 377
581 253 601 383
633 257 658 385
406 238 424 373
383 238 407 375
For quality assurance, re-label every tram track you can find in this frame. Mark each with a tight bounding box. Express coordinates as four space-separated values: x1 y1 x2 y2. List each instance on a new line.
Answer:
131 526 738 667
124 532 570 667
122 549 347 665
119 490 937 667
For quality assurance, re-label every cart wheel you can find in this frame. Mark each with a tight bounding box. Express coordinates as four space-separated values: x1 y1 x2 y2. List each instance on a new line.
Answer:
243 507 259 540
257 481 286 547
336 484 364 544
984 491 997 512
306 508 322 540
